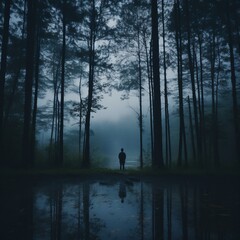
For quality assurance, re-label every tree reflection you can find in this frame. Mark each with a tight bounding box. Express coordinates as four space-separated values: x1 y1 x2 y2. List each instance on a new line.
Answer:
83 182 90 239
152 184 164 240
167 186 172 240
50 183 63 240
180 184 188 240
3 178 239 239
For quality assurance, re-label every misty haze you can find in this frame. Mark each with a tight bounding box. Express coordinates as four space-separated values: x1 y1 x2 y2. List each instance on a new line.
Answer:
0 0 240 239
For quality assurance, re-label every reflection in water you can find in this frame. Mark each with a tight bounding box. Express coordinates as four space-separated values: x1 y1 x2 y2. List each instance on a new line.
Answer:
118 182 126 203
1 178 240 239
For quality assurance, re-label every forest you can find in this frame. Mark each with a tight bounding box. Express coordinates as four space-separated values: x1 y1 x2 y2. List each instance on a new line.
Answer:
0 0 240 170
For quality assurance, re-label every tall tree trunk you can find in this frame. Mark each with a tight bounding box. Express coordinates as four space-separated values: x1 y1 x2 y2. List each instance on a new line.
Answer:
78 77 83 163
137 27 143 169
49 58 61 163
210 32 220 167
143 34 154 164
162 0 171 167
30 26 40 165
175 0 188 167
226 0 240 164
0 0 11 164
83 0 96 168
59 0 66 167
151 0 163 168
215 41 221 168
197 33 207 162
22 0 37 168
193 44 202 167
185 0 201 166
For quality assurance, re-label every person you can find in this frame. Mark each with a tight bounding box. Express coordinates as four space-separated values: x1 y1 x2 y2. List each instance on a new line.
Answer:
118 148 126 170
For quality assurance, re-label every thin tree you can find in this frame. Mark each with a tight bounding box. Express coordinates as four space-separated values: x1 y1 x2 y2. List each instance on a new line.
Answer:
143 36 154 164
162 0 172 167
59 0 66 166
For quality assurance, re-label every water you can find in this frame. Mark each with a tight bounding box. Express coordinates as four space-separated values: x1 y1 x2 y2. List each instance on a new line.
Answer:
0 176 239 240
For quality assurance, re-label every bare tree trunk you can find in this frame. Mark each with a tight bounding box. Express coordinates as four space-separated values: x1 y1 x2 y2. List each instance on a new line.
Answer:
215 40 221 168
143 34 154 164
226 0 240 164
151 0 163 168
193 44 202 166
0 0 11 163
210 31 220 167
137 26 143 169
78 76 83 163
175 0 188 167
59 0 66 167
185 0 201 166
22 0 37 168
31 20 41 165
197 33 207 163
83 0 96 168
162 0 171 167
49 57 61 163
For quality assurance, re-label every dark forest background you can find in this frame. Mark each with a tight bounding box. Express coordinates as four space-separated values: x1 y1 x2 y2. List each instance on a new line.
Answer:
0 0 239 169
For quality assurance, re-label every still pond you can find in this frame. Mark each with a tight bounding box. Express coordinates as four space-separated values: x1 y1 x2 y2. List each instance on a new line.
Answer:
0 175 239 240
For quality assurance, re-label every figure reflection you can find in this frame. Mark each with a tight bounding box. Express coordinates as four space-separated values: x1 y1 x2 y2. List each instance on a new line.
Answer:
118 181 126 203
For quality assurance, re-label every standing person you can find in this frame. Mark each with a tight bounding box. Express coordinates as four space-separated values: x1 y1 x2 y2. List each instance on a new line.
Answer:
118 148 126 170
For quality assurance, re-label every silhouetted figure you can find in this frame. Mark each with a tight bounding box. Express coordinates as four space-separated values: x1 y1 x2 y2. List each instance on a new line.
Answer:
118 182 126 203
118 148 126 170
